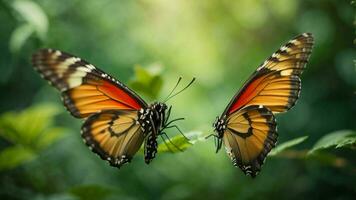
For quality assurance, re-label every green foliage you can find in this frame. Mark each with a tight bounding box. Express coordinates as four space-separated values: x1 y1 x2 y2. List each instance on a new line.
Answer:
128 64 164 100
269 136 308 156
0 104 67 170
0 145 35 170
157 134 194 153
9 23 34 53
139 131 200 154
308 130 356 154
0 0 355 199
69 185 114 200
9 0 48 52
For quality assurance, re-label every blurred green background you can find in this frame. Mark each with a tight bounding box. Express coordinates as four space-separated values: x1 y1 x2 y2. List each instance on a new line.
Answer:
0 0 355 199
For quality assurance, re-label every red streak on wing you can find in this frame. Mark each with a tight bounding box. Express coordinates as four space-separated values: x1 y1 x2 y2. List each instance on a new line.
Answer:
228 76 265 114
98 81 143 110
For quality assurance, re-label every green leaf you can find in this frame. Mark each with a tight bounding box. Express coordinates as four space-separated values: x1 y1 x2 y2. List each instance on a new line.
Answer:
0 112 22 144
157 135 194 153
308 130 356 154
269 136 308 156
12 104 60 145
69 185 113 200
135 65 152 84
9 23 34 53
11 0 48 40
0 103 65 147
0 145 36 170
36 127 66 149
138 131 201 154
128 64 164 99
149 75 164 98
335 137 356 148
0 104 66 170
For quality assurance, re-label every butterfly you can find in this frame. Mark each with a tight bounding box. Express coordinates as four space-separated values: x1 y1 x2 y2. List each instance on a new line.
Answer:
32 49 194 168
212 33 314 177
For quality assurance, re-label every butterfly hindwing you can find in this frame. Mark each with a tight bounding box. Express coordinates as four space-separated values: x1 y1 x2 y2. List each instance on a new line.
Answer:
81 110 145 167
226 33 314 115
223 105 277 177
32 49 147 118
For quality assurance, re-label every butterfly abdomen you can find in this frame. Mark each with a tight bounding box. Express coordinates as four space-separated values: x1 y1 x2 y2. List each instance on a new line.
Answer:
144 133 158 164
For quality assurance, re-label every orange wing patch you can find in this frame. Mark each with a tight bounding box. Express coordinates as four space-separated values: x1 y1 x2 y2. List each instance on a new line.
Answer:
223 105 277 177
32 49 146 118
227 33 313 114
229 73 301 113
81 110 145 167
63 79 143 118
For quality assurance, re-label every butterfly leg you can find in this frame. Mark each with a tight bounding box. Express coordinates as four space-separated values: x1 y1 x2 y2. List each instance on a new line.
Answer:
164 125 188 140
164 118 185 128
205 133 219 139
164 106 172 125
216 137 223 153
159 134 174 153
161 132 184 152
205 134 222 153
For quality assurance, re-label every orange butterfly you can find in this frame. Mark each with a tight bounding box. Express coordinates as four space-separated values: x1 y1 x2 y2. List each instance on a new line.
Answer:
212 33 314 177
32 49 193 168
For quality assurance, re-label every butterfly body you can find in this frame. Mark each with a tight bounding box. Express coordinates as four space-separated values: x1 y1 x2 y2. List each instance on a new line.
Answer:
32 49 172 168
138 102 168 163
213 33 313 177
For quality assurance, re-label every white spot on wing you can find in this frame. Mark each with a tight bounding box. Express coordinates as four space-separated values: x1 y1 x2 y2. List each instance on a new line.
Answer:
78 66 92 73
86 64 96 70
54 50 61 57
280 46 289 52
56 57 81 78
290 39 297 44
257 65 264 71
280 69 293 76
67 70 86 88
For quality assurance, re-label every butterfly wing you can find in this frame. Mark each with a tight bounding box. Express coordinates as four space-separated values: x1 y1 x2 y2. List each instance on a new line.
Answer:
81 110 145 167
32 49 150 167
220 33 313 176
223 105 277 177
224 33 314 115
32 49 147 118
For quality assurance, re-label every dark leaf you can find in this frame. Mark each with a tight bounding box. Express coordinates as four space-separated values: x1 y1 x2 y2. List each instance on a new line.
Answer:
269 136 308 156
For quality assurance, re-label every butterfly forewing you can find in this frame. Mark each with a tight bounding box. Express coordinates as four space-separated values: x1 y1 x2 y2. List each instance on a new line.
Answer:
226 33 314 115
32 49 147 118
223 105 277 177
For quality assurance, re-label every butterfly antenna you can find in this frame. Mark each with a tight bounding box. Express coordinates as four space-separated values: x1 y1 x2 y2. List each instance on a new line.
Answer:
164 77 196 102
164 117 185 128
163 77 182 102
